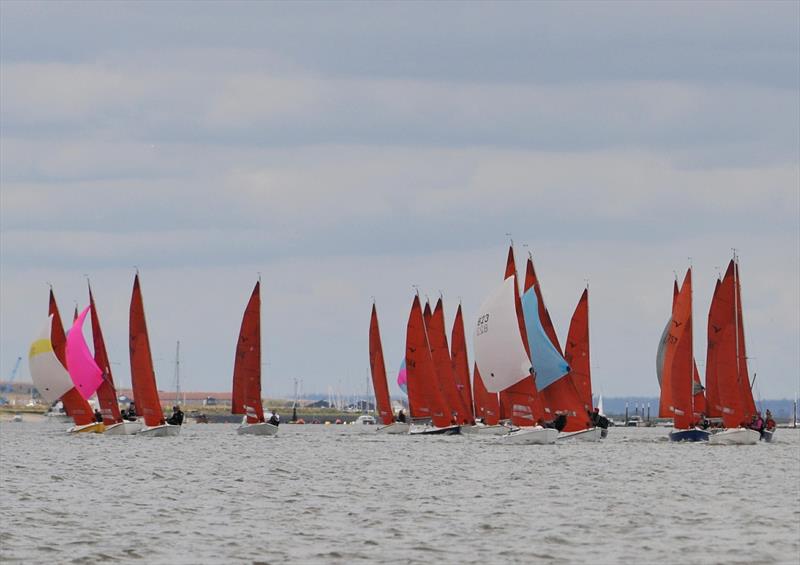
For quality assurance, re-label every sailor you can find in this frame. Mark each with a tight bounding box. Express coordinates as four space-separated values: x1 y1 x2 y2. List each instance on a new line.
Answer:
268 411 280 426
125 402 138 421
764 410 776 431
94 409 103 423
396 409 407 423
167 405 184 426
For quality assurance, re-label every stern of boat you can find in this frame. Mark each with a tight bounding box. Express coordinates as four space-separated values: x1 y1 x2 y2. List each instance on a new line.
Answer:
236 422 279 436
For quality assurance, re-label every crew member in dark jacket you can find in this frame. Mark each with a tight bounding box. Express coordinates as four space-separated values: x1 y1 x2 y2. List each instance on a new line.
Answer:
167 405 184 426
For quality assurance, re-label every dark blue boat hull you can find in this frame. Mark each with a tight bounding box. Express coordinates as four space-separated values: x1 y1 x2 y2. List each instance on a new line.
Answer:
669 428 710 442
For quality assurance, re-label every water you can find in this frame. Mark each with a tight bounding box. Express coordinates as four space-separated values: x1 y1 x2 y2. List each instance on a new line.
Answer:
1 422 799 564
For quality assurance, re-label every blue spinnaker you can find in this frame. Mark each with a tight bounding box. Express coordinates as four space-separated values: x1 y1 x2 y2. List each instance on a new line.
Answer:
521 288 570 390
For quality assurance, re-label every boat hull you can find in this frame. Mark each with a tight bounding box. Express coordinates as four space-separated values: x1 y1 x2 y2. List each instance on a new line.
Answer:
708 427 760 445
104 421 142 435
461 424 512 436
761 428 776 443
558 427 602 442
139 424 181 437
376 422 410 434
408 424 461 435
237 422 278 436
68 422 105 434
668 428 710 442
498 426 558 445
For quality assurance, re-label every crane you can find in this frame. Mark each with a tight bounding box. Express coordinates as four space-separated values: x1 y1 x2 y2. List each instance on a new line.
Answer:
1 356 23 396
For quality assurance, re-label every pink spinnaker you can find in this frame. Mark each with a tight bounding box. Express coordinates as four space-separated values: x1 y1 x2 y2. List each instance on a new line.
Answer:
66 306 104 400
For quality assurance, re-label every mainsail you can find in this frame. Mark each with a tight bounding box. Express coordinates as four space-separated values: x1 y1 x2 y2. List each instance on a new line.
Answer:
129 274 166 428
450 304 475 420
89 283 123 425
369 303 395 425
429 298 471 424
705 259 757 427
564 288 593 413
232 281 265 424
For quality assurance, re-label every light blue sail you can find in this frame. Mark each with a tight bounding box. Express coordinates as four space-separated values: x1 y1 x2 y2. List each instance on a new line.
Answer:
521 288 570 390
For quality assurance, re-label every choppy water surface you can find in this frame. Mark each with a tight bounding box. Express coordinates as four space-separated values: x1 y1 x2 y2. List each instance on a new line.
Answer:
1 422 798 564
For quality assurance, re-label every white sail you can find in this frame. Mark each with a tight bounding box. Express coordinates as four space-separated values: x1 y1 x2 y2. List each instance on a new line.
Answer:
474 276 532 393
29 316 73 403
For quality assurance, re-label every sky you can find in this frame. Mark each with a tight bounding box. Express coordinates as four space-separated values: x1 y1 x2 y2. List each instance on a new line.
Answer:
1 0 798 400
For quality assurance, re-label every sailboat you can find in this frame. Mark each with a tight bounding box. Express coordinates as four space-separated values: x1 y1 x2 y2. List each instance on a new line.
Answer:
405 294 460 435
28 290 103 433
88 283 140 435
560 287 605 440
658 268 709 442
520 255 600 441
474 275 557 444
231 281 277 436
129 274 180 437
429 297 472 425
369 303 408 434
706 257 762 445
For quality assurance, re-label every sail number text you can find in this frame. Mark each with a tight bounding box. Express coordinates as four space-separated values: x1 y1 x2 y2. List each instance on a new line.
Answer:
476 314 490 336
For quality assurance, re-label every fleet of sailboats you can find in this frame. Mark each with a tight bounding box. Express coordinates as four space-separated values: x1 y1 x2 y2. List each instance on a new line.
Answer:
17 250 779 446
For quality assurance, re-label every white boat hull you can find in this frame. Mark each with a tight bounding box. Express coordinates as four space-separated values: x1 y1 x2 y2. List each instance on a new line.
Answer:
104 421 142 435
461 424 512 436
498 426 558 445
138 424 181 437
237 422 279 436
708 427 760 445
558 427 602 442
408 423 461 435
377 422 410 434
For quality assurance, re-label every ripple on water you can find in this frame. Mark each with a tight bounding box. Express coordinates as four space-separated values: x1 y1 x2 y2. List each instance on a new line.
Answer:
1 424 798 564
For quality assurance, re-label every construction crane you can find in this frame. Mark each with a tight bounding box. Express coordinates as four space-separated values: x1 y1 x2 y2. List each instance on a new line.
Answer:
0 356 23 401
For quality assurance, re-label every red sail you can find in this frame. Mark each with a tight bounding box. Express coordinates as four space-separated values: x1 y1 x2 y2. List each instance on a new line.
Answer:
473 365 499 424
707 260 757 426
564 288 593 413
524 257 586 430
89 284 123 425
49 290 94 425
498 246 544 425
129 274 166 428
692 360 706 417
523 255 562 353
450 304 475 419
665 269 694 429
405 295 450 427
423 300 432 328
232 281 264 423
369 304 394 425
429 298 471 424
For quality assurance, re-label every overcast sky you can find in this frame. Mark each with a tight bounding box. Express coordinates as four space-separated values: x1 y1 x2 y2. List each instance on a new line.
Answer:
1 0 798 400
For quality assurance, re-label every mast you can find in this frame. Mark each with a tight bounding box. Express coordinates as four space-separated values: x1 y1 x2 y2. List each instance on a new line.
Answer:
733 251 741 382
174 341 181 406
